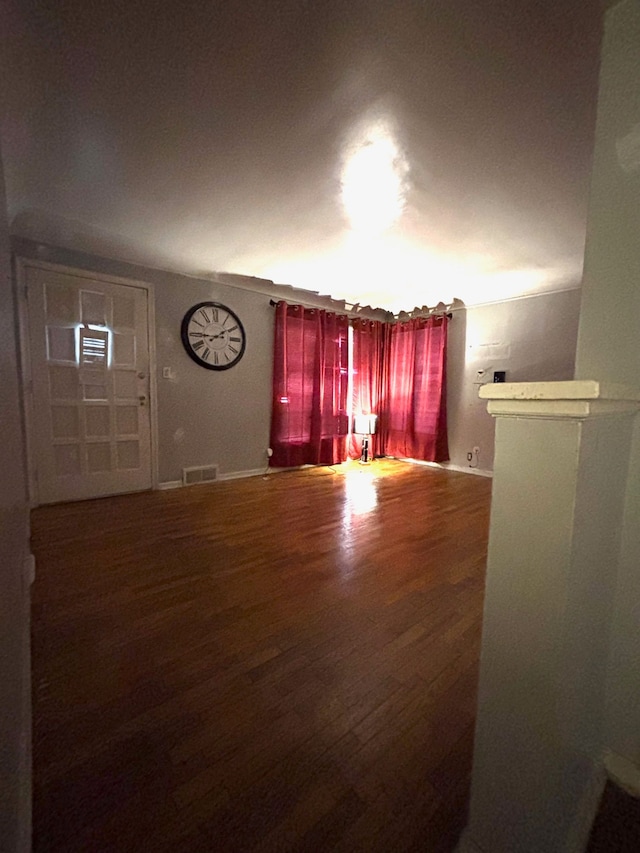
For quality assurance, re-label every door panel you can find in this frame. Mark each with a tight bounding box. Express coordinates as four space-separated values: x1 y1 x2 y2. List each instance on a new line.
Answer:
26 265 153 504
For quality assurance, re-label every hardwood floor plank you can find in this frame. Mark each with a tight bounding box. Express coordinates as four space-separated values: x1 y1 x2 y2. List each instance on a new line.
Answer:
31 459 491 851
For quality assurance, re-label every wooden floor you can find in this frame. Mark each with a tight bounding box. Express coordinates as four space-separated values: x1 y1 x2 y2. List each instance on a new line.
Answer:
31 459 492 852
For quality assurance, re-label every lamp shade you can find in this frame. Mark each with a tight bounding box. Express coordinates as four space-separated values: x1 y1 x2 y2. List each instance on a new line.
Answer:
354 413 377 435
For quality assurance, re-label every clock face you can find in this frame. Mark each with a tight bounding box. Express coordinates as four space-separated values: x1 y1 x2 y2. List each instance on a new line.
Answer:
181 302 246 370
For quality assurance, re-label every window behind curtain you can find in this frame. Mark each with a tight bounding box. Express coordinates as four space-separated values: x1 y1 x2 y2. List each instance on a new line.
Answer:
348 319 389 460
270 302 349 467
383 315 449 462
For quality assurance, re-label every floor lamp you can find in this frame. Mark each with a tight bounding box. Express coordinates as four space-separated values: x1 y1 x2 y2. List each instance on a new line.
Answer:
354 413 377 464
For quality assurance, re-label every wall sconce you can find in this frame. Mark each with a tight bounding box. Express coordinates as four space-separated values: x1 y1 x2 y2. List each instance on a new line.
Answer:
354 413 377 464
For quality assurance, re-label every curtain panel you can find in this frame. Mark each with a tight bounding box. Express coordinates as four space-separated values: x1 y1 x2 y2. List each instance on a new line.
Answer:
381 315 449 463
348 319 389 460
269 302 349 467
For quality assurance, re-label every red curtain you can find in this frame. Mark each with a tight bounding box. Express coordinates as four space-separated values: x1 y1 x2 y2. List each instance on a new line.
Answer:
348 319 389 460
270 302 349 467
382 315 449 463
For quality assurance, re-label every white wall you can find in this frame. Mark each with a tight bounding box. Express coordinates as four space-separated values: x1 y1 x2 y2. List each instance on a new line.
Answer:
575 0 640 769
447 288 581 471
0 152 31 846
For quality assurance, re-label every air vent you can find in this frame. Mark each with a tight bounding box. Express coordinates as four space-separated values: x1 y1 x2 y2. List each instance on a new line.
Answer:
182 464 219 486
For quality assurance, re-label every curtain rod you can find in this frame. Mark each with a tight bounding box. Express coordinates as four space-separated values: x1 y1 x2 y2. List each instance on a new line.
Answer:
269 299 452 320
268 298 390 320
268 297 374 312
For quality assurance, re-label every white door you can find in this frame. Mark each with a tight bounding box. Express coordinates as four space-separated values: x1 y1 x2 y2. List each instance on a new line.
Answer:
25 263 153 504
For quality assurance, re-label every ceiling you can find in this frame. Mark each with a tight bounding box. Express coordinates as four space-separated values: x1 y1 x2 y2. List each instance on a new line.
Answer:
2 0 604 312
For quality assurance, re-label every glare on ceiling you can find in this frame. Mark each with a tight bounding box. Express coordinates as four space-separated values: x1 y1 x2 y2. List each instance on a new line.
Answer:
341 118 408 235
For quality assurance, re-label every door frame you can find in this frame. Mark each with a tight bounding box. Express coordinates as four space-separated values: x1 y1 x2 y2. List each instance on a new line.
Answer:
16 257 160 505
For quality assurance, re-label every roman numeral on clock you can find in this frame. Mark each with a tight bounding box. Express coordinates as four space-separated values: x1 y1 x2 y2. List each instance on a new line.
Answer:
183 303 245 369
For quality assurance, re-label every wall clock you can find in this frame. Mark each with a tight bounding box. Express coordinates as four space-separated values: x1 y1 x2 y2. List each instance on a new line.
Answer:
181 301 246 370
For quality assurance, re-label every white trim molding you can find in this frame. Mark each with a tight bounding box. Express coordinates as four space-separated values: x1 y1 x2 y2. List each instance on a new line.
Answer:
396 458 494 478
435 462 493 478
157 480 182 490
159 468 266 490
218 468 266 482
480 379 640 420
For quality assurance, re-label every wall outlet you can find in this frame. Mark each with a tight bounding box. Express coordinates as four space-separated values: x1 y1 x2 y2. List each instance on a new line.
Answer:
473 446 480 455
267 448 273 457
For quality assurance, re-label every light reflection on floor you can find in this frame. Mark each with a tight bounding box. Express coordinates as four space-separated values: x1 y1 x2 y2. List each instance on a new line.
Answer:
336 463 383 572
301 460 408 571
343 466 379 518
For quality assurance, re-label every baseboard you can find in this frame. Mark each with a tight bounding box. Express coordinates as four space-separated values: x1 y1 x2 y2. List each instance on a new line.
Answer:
604 750 640 797
162 463 492 487
218 468 266 482
399 458 493 478
439 463 493 478
158 468 266 490
157 480 182 490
